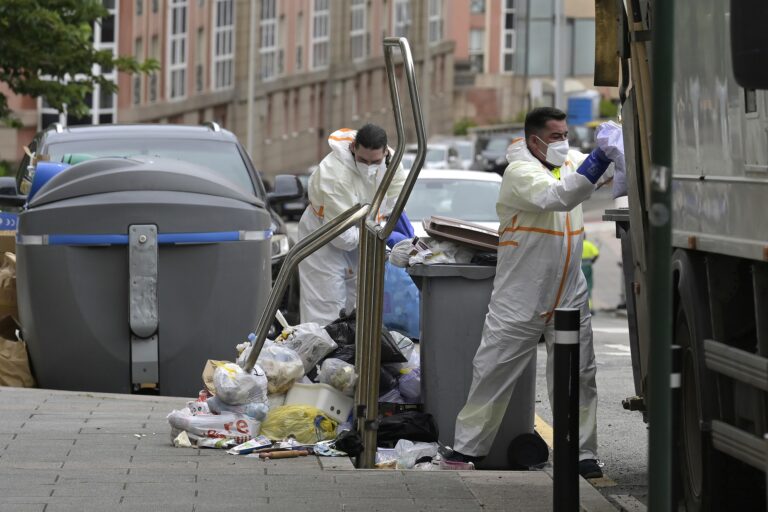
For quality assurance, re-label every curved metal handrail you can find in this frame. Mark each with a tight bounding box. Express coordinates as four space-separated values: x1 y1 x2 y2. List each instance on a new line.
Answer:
242 203 371 372
367 37 427 239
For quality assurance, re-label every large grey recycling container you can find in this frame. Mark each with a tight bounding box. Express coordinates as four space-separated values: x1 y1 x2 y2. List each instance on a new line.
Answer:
16 157 272 397
407 263 540 470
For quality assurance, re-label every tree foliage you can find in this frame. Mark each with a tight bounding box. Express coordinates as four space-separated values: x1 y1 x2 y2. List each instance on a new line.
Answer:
0 0 158 126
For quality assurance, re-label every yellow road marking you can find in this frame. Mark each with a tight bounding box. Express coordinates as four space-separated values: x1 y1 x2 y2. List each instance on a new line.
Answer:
534 413 618 486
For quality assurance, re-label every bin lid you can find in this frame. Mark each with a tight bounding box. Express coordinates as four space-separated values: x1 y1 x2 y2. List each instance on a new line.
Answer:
28 157 264 208
406 263 496 280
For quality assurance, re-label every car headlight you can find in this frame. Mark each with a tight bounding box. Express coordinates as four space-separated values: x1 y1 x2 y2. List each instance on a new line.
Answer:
271 233 291 260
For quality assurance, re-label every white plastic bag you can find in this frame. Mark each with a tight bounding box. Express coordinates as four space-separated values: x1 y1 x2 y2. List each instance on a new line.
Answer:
394 439 439 469
595 121 627 198
167 409 259 445
409 238 473 266
206 395 269 421
213 362 268 406
276 322 338 374
317 358 358 396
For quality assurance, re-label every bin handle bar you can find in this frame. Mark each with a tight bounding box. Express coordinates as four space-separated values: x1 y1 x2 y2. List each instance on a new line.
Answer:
241 203 371 372
367 37 427 239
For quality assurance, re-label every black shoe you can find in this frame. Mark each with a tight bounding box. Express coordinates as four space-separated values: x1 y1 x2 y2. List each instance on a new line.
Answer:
443 449 484 464
578 459 603 479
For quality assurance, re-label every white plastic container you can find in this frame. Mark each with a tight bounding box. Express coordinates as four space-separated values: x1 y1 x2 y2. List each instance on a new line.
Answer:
284 382 354 423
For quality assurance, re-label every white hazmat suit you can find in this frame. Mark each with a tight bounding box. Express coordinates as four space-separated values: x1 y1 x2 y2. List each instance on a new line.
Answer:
298 128 406 325
453 128 621 462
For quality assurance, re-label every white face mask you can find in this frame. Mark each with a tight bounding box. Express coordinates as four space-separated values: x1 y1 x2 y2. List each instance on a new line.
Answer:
535 136 569 167
354 154 384 177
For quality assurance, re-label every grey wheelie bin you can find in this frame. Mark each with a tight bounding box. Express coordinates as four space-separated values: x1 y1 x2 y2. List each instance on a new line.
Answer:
407 263 546 470
16 157 272 397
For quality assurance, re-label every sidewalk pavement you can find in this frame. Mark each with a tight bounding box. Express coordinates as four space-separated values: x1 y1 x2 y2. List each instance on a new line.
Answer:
0 387 616 512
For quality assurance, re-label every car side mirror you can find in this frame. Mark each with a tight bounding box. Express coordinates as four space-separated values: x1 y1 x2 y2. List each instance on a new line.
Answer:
0 177 26 208
267 174 304 205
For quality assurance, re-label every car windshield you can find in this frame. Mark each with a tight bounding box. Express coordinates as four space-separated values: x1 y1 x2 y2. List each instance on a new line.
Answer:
45 139 255 194
426 147 447 162
405 178 500 223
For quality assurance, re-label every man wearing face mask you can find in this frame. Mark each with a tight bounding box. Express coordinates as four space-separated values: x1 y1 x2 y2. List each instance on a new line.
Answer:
445 107 623 479
298 124 406 325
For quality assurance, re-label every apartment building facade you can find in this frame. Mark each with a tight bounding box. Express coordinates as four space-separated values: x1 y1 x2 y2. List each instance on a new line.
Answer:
0 0 454 178
448 0 605 125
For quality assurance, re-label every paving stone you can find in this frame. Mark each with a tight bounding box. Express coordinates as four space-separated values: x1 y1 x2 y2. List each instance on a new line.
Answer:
0 503 46 512
51 482 125 497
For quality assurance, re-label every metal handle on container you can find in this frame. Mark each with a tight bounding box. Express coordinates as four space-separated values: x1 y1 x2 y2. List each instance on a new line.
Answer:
367 37 427 240
242 203 371 372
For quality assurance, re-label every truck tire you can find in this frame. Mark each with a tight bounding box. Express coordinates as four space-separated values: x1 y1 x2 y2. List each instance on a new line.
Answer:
672 250 722 512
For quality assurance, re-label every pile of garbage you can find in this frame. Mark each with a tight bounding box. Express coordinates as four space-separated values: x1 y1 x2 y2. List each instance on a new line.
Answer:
165 311 463 469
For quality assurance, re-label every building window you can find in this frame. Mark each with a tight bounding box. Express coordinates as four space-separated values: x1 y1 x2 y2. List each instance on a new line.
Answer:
149 35 159 102
260 0 278 80
501 0 515 73
311 0 330 70
393 0 410 39
470 0 485 13
469 29 484 73
295 12 304 71
136 0 143 16
213 0 234 88
152 0 158 13
196 28 205 92
133 37 143 105
350 0 367 61
168 0 188 100
428 0 443 44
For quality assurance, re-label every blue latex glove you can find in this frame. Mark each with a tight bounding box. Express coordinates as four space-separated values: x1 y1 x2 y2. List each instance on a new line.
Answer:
386 211 415 248
576 147 612 184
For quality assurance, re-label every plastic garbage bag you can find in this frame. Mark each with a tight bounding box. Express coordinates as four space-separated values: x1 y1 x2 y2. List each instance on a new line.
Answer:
213 362 269 406
324 309 407 363
317 358 357 396
383 262 420 339
276 322 338 374
259 405 338 444
239 342 305 395
207 395 269 421
377 411 439 448
167 409 258 445
398 367 421 403
394 439 439 469
408 238 474 266
390 238 428 268
379 387 405 404
595 121 627 198
390 332 415 365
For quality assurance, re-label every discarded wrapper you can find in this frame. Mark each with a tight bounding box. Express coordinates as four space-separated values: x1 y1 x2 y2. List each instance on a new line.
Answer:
173 431 192 448
227 435 272 455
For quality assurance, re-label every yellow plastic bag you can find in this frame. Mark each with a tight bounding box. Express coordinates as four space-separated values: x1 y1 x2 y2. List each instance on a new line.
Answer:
260 405 338 444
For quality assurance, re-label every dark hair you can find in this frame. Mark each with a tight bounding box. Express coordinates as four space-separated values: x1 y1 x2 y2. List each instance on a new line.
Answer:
524 107 567 138
355 123 388 150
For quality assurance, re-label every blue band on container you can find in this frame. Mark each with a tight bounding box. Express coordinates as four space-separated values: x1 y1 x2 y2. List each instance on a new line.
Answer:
18 230 272 246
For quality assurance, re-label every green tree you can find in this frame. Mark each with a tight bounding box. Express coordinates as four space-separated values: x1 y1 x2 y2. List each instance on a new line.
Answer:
0 0 158 126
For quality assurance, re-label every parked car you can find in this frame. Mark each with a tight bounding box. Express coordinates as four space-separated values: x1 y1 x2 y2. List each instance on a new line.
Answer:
4 122 303 324
404 169 502 237
277 172 311 221
476 133 523 175
405 142 461 170
430 137 476 170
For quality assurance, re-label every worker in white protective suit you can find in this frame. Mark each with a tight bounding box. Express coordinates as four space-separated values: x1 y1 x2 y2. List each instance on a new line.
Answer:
446 107 623 479
298 124 406 325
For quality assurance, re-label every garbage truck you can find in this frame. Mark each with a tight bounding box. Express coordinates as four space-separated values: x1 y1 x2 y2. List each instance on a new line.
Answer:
596 0 768 509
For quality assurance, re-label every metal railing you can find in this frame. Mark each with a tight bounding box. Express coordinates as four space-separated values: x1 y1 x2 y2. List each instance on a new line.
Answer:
241 37 426 470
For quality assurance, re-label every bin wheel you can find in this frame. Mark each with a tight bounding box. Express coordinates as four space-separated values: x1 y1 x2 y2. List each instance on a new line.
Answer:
507 431 549 469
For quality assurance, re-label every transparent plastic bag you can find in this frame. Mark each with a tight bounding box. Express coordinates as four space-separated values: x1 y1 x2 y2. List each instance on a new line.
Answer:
166 409 258 445
394 439 439 469
317 358 357 396
276 322 338 374
206 395 269 421
212 362 268 406
398 367 421 403
252 344 305 395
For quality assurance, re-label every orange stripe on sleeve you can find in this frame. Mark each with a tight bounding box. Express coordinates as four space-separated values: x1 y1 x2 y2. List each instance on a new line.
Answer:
329 135 355 142
499 240 519 247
